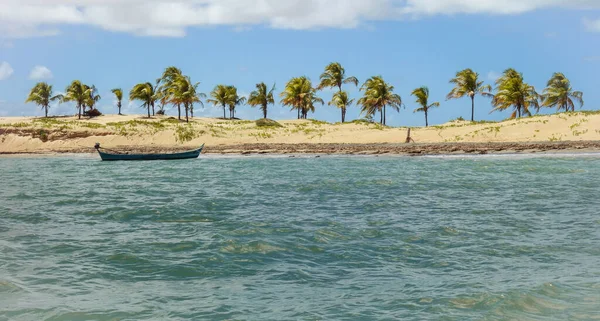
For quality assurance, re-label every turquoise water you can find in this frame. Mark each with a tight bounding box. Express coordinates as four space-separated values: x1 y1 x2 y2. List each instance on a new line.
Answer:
1 155 600 320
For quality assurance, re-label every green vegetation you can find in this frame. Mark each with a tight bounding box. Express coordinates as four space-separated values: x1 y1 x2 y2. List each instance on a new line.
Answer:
411 86 440 127
447 69 492 122
256 118 283 128
541 73 584 112
491 69 539 119
318 62 359 123
111 88 123 115
358 76 402 126
280 76 323 119
248 83 276 119
25 82 62 118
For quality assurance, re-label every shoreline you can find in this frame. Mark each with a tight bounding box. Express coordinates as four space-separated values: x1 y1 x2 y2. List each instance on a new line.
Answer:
2 141 600 156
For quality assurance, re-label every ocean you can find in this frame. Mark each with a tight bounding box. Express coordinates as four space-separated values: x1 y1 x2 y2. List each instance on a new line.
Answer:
1 154 599 320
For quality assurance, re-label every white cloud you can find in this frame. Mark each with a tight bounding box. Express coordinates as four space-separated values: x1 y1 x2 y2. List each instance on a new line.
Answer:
0 62 14 80
0 0 599 38
583 17 600 32
487 71 500 81
29 65 53 79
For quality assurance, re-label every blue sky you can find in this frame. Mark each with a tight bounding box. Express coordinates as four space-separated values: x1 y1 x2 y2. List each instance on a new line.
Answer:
0 0 599 127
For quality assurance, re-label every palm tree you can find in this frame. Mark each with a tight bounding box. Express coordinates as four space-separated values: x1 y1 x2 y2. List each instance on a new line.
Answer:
541 73 584 112
280 76 323 119
85 85 101 113
129 82 157 118
447 69 492 121
248 82 276 119
318 62 359 123
226 86 246 119
357 76 402 125
207 85 230 119
328 91 354 123
25 82 62 118
173 75 205 122
411 86 440 127
157 66 183 120
491 68 540 118
63 80 91 119
111 88 123 115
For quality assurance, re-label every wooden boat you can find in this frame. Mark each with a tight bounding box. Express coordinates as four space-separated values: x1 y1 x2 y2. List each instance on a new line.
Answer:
94 143 204 161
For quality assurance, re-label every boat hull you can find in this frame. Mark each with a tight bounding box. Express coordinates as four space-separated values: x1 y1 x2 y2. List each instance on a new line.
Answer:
97 145 204 161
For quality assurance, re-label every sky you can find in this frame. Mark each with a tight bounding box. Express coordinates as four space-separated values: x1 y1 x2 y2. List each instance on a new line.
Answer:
0 0 599 127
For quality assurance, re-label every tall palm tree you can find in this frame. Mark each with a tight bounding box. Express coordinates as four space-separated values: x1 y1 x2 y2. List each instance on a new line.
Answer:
25 82 62 118
357 76 402 125
129 82 157 118
491 68 540 119
207 85 231 119
411 86 440 127
318 62 359 123
541 73 584 112
328 91 354 123
157 66 184 120
226 86 246 119
280 76 323 119
173 75 205 122
447 69 492 121
111 88 123 115
248 82 276 119
63 80 91 119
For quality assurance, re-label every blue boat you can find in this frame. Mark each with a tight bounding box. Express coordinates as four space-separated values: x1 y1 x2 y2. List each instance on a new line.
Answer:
94 143 204 161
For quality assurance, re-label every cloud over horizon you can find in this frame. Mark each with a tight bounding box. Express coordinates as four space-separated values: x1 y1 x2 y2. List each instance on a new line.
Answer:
0 0 599 38
0 62 14 80
29 66 53 80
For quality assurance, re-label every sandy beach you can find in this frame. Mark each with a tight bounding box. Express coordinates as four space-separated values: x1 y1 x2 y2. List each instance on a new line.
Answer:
1 112 600 155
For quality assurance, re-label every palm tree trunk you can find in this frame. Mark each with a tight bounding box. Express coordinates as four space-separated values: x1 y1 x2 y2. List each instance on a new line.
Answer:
425 110 428 127
263 104 267 119
178 104 181 120
185 104 189 123
471 96 475 122
78 104 81 120
45 106 48 118
341 108 344 123
383 105 387 125
147 104 151 118
223 104 226 119
380 108 383 124
152 102 155 116
297 108 300 119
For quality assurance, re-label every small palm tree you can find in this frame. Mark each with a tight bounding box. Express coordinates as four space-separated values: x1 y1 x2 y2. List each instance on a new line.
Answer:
357 76 402 125
328 91 354 123
491 68 540 118
207 85 230 119
63 80 91 119
447 69 492 121
248 82 276 119
111 88 123 115
280 76 322 119
25 82 62 118
541 73 583 112
129 82 157 118
85 85 101 113
174 75 205 122
411 86 440 127
226 86 246 119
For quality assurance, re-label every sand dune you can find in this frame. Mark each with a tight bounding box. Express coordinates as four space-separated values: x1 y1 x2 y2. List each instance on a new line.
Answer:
1 112 600 154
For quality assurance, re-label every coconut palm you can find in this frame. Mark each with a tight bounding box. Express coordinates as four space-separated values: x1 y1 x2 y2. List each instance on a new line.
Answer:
357 76 402 125
328 91 354 123
447 69 493 121
63 80 92 119
85 85 101 113
174 75 205 122
157 66 184 120
280 76 323 119
25 82 62 118
491 68 540 119
129 82 157 118
111 88 123 115
541 73 584 112
207 85 231 119
226 86 246 119
318 62 359 123
411 86 440 127
248 82 276 119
